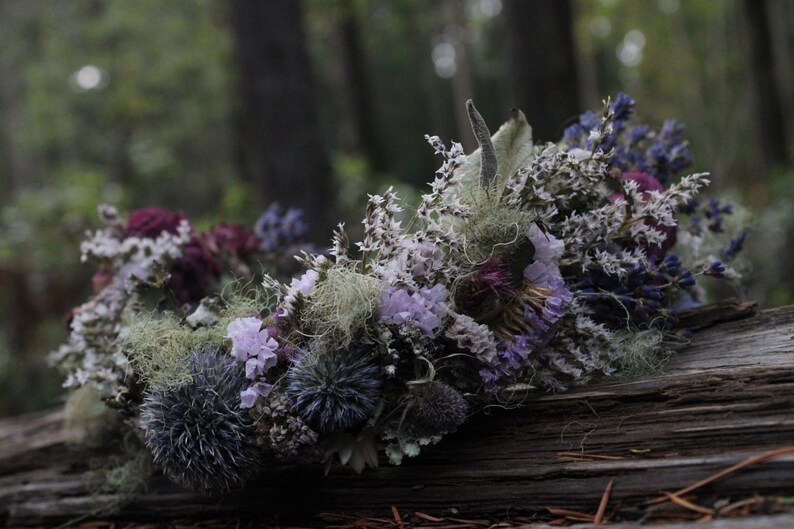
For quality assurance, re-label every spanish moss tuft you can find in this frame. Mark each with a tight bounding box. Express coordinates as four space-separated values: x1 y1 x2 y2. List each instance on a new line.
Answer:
614 329 670 379
406 381 469 432
125 287 272 392
125 312 199 390
287 344 383 433
458 200 536 270
300 265 382 347
139 348 262 494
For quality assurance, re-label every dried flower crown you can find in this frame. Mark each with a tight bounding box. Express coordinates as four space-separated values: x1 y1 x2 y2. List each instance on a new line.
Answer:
54 94 746 493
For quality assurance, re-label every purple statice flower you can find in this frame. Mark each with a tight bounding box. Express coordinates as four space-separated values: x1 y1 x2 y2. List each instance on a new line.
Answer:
227 316 279 408
524 225 573 322
240 381 273 410
379 284 448 337
479 336 530 391
255 203 308 253
524 223 566 286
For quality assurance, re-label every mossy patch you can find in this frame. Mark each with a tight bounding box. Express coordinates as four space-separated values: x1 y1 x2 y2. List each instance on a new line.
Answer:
300 264 382 347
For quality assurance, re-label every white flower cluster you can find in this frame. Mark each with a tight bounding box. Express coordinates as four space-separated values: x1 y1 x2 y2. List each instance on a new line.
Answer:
50 206 190 398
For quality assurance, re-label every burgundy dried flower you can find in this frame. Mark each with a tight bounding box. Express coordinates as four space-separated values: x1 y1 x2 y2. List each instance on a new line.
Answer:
168 238 222 305
610 171 677 257
203 223 259 261
124 208 187 239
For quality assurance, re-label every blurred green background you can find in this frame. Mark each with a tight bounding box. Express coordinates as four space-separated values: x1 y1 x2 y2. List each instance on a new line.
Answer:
1 0 792 417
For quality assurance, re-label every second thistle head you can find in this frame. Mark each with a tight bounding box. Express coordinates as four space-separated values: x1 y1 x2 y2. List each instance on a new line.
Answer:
405 380 469 432
286 344 383 433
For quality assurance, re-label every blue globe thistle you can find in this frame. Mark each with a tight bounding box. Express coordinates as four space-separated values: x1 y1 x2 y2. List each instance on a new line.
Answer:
406 381 469 432
286 345 383 433
139 348 262 494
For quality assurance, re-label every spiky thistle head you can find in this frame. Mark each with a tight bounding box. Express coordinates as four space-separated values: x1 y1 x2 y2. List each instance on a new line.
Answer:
286 344 383 433
405 381 469 432
139 348 262 494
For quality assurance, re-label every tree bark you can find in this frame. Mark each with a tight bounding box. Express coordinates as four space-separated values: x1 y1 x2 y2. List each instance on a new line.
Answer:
5 302 794 526
230 0 336 243
503 0 581 142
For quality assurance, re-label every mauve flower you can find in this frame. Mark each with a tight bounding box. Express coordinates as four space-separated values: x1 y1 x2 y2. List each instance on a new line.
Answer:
124 208 186 238
91 265 114 294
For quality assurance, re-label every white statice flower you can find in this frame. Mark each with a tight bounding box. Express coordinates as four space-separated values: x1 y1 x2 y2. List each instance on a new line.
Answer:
50 206 190 398
279 269 320 317
358 188 405 261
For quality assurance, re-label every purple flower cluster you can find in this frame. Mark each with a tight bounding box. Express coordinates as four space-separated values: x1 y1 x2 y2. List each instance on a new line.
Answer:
563 93 693 184
227 317 279 408
379 284 448 336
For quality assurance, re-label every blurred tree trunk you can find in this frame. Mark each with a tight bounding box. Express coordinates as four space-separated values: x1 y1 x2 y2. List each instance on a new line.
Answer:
743 0 790 169
503 0 580 142
339 0 385 172
0 0 32 193
230 0 336 243
446 0 477 153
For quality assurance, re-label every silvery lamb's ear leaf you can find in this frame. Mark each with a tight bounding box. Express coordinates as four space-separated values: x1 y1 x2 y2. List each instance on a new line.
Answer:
466 100 497 188
454 107 534 197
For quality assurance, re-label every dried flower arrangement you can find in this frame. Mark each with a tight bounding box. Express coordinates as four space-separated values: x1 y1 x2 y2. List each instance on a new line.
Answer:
52 94 746 494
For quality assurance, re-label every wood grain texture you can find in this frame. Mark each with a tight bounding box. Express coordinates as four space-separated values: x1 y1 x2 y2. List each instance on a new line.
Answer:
3 302 794 527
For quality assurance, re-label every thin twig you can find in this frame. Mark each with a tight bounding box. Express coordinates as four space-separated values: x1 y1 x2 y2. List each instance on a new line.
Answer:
646 447 794 506
547 507 595 522
556 451 626 461
594 479 614 524
662 492 715 515
392 505 405 529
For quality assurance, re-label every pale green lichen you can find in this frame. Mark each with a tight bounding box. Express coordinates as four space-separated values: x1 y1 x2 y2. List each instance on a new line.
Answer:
613 329 672 379
124 312 211 390
124 286 273 391
63 385 123 447
300 265 382 347
458 199 537 268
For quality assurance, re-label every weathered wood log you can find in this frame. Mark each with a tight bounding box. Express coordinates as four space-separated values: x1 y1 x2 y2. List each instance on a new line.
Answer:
2 302 794 527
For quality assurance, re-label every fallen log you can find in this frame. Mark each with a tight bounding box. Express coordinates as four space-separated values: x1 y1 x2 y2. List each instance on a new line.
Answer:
2 301 794 527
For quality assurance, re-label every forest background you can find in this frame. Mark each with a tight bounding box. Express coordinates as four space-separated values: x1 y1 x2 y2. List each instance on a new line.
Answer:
0 0 792 416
